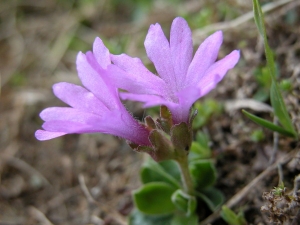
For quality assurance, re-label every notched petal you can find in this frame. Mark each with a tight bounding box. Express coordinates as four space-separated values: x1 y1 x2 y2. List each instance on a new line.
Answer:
93 37 111 69
170 17 193 88
186 31 223 86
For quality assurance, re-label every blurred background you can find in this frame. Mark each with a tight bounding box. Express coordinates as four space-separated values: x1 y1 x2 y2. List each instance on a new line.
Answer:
1 0 299 224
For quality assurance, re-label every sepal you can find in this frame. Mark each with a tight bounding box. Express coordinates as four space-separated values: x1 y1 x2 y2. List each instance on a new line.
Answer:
129 130 175 162
145 116 157 130
156 105 173 134
170 122 193 158
189 109 198 128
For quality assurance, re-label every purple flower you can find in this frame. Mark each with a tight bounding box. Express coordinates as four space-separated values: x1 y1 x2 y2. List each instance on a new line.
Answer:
107 17 240 124
35 38 150 146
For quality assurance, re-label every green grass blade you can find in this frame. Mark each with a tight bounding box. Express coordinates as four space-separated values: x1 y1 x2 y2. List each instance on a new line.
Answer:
252 0 297 138
252 0 265 37
253 0 275 79
242 110 296 138
270 81 297 136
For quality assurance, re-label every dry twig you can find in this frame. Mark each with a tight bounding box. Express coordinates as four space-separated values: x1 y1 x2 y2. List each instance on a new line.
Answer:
28 206 54 225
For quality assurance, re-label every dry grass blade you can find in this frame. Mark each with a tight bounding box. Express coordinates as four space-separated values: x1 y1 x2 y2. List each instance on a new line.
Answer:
28 206 54 225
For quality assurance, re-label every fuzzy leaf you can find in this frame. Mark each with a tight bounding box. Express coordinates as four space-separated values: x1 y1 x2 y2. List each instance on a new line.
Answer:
171 213 198 225
171 189 197 216
189 160 217 190
140 158 181 188
129 209 173 225
197 187 224 212
133 182 176 215
159 160 181 183
189 141 211 161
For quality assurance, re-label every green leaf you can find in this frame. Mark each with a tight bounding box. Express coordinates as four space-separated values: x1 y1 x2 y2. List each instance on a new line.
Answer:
171 213 198 225
189 131 212 161
189 141 211 162
133 182 176 215
189 160 217 190
252 0 297 139
252 0 275 79
264 39 276 81
242 110 296 138
192 100 222 129
195 131 210 149
197 187 224 212
129 209 199 225
221 206 247 225
129 209 173 225
279 79 293 92
250 129 265 142
171 189 197 216
159 160 181 183
140 158 181 188
253 88 269 102
254 66 272 88
252 0 265 37
270 81 297 137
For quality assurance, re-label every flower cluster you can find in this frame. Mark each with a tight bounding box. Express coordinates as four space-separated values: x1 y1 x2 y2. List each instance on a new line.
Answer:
36 17 240 160
35 38 150 146
108 18 239 124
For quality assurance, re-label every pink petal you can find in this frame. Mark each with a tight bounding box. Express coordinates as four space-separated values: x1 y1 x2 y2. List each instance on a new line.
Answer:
197 50 240 97
41 111 150 146
93 37 111 69
53 82 109 115
173 50 240 123
99 111 151 146
40 107 103 124
170 17 193 90
109 54 167 95
144 23 176 93
42 120 95 133
121 91 191 124
175 85 208 123
120 92 174 108
76 52 120 110
35 130 66 141
186 31 223 87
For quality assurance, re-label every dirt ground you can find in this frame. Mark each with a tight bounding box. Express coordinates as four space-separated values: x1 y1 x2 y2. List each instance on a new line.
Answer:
0 0 299 224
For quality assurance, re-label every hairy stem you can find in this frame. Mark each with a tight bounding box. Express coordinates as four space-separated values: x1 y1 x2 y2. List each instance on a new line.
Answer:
176 155 194 195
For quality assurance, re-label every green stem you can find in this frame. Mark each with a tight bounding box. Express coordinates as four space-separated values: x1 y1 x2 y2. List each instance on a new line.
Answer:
176 156 194 195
